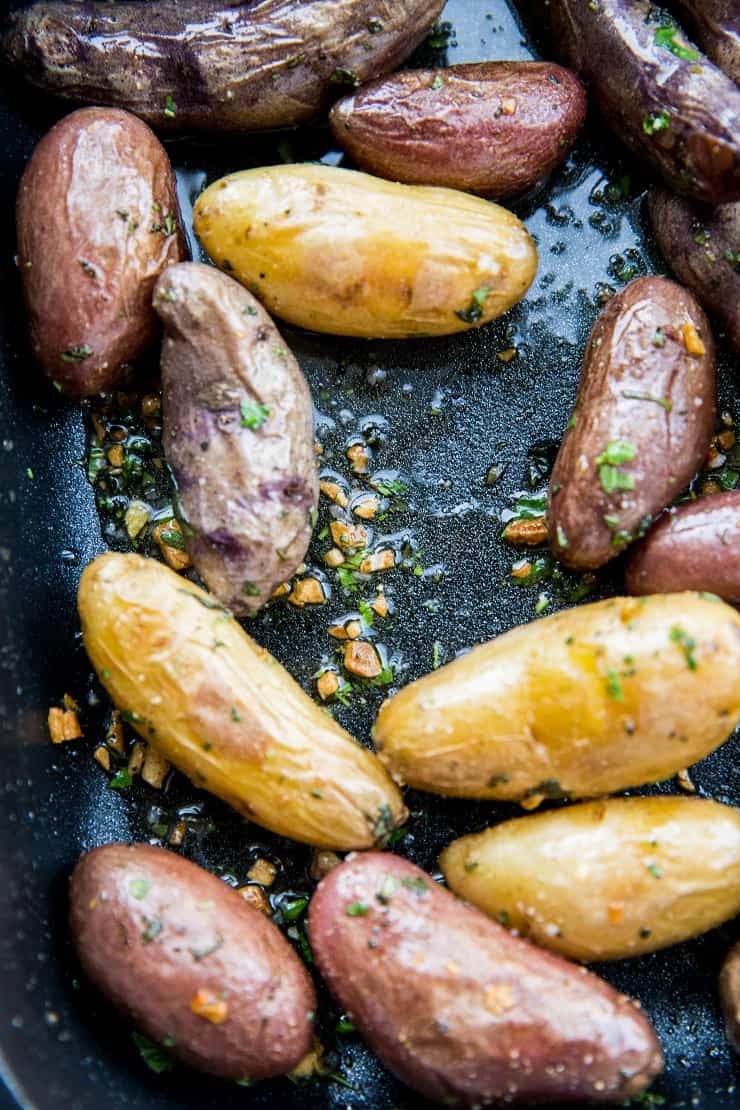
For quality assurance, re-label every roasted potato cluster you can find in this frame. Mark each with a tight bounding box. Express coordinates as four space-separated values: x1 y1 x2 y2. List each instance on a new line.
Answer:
7 0 740 1100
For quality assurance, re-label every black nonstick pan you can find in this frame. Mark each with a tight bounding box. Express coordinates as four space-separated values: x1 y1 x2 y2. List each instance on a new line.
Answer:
0 1 738 1107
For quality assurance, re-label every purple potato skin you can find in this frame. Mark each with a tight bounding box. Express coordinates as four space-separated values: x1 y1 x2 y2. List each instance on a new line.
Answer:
16 107 185 395
537 0 740 204
625 492 740 602
669 0 739 83
649 188 740 352
69 843 316 1080
153 263 318 615
720 940 740 1052
309 852 664 1106
329 61 587 199
548 277 716 571
2 0 445 132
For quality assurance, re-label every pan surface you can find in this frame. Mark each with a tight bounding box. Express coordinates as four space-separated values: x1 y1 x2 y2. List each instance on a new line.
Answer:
0 1 738 1107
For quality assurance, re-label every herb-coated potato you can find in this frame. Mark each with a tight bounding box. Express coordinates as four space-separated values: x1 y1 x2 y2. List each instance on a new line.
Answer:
193 165 538 338
374 593 740 803
153 263 318 615
670 0 740 83
548 277 715 570
16 107 185 396
625 493 740 602
2 0 444 132
441 797 740 962
78 553 406 849
536 0 740 204
70 843 315 1079
308 852 664 1106
649 189 740 353
720 941 740 1053
329 61 587 199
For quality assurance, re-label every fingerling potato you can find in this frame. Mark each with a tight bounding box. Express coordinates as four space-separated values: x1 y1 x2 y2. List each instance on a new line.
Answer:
78 553 406 849
374 593 740 803
549 277 715 570
329 61 587 199
193 164 538 338
441 797 740 961
16 107 185 396
625 492 740 602
538 0 740 204
720 941 740 1052
154 263 318 615
70 843 315 1080
308 852 663 1105
649 189 740 353
3 0 444 132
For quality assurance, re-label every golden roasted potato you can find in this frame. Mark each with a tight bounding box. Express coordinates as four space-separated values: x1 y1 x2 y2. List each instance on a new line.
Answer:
441 797 740 961
374 593 740 802
78 553 406 849
193 164 537 338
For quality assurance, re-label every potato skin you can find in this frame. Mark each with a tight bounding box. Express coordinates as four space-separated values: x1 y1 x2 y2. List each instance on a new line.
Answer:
374 593 740 802
649 189 740 353
78 553 406 849
69 843 315 1079
329 62 587 199
16 107 185 396
2 0 444 132
670 1 740 83
625 493 740 602
548 277 715 570
538 0 740 204
308 852 663 1105
441 797 740 962
154 263 318 615
720 941 740 1053
193 164 538 338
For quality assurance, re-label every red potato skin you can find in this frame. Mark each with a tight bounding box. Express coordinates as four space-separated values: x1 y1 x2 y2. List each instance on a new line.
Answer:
16 108 185 395
649 189 740 353
329 62 587 199
720 941 740 1052
548 277 716 570
625 492 740 602
308 853 663 1106
69 843 315 1080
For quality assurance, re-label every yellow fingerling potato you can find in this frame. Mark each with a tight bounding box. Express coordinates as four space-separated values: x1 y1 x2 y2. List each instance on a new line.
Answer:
441 797 740 961
374 593 740 801
193 164 537 338
78 553 406 849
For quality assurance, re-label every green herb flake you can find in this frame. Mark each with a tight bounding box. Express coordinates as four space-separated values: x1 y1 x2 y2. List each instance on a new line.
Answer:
669 625 698 670
60 345 93 363
190 935 223 961
345 901 370 916
129 879 150 900
400 876 427 895
497 909 510 926
132 1032 174 1074
555 523 569 549
239 398 270 430
358 598 374 626
242 581 261 597
176 588 231 614
654 24 699 62
645 862 662 879
455 285 492 324
605 668 624 702
431 74 444 90
621 390 672 411
159 528 186 550
652 327 666 347
163 94 177 119
26 467 34 480
230 707 242 722
377 875 396 904
109 768 133 790
329 67 360 86
367 17 383 33
371 802 396 846
141 916 164 943
336 1018 357 1034
464 860 479 873
643 110 671 136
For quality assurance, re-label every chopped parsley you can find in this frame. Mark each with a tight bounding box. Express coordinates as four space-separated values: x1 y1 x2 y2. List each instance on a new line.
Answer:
621 390 672 411
669 625 698 670
159 528 186 550
654 24 699 62
132 1032 174 1074
190 935 224 961
240 399 271 430
595 440 636 495
336 1018 357 1034
643 110 671 136
345 901 370 916
242 581 260 597
141 917 164 943
129 879 150 900
109 768 133 790
455 285 492 324
163 95 177 119
645 862 662 879
401 876 428 895
60 345 93 363
605 668 624 702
